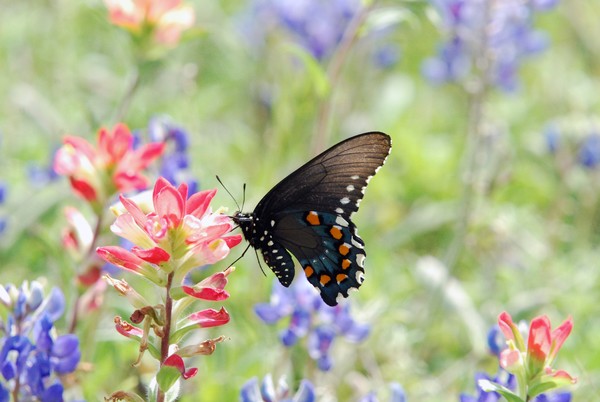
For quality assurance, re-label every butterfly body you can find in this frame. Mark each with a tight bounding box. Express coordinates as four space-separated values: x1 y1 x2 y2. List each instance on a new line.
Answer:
233 132 391 306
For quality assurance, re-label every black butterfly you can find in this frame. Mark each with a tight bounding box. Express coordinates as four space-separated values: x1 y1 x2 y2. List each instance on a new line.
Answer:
233 132 391 306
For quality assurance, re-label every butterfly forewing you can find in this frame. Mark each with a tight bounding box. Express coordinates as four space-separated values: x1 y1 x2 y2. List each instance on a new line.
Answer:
234 132 391 306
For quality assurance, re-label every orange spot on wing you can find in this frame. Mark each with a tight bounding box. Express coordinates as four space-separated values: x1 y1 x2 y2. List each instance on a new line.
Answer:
304 265 314 278
320 274 332 286
329 226 343 240
306 211 321 226
336 273 347 283
339 244 350 255
342 259 351 270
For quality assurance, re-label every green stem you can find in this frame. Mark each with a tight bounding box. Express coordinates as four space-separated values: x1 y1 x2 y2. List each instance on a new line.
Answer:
112 69 140 123
157 272 174 402
443 0 493 271
312 3 372 154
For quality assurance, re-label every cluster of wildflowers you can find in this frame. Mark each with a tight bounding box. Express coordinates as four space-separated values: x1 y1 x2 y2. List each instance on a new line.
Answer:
254 278 370 371
461 312 575 402
146 116 198 194
241 0 399 66
543 119 600 170
359 383 407 402
97 177 241 398
103 0 195 47
240 374 315 402
422 0 559 91
53 123 165 212
0 281 80 401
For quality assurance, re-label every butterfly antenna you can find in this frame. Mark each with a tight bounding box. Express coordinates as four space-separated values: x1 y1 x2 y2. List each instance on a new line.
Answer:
216 175 241 211
241 182 247 212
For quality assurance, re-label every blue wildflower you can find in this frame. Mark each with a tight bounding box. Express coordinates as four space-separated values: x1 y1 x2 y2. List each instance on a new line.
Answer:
255 278 370 371
0 281 80 401
240 374 315 402
423 0 559 91
486 325 505 357
147 116 198 193
578 133 600 168
461 368 572 402
359 383 407 402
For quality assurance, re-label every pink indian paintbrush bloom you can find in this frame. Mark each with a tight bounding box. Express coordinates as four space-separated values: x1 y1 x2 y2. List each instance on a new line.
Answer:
97 177 242 284
497 311 576 394
104 0 195 46
54 123 165 206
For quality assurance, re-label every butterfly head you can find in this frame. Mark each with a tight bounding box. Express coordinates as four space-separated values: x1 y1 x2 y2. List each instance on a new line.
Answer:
232 212 257 245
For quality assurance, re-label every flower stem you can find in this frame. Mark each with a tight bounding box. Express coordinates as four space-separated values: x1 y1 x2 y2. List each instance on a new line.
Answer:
113 69 140 123
443 0 493 271
312 3 372 154
157 272 175 402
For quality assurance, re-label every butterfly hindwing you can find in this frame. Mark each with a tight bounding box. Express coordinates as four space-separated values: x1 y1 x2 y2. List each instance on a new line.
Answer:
273 211 366 306
233 132 391 306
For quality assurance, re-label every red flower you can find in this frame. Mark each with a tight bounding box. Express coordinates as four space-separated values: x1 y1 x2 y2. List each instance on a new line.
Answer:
54 124 165 205
104 0 195 46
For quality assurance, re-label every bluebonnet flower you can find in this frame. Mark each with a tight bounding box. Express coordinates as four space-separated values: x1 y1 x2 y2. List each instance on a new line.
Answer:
578 133 600 168
486 324 504 357
0 281 81 401
240 374 315 402
460 369 572 402
359 383 407 402
255 278 370 371
146 116 198 193
542 120 600 170
422 0 559 91
27 150 60 189
240 0 399 66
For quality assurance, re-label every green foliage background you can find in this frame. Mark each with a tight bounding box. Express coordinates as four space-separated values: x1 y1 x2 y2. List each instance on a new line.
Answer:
1 0 599 400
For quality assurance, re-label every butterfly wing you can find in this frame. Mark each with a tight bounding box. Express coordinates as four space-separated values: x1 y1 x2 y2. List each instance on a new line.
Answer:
253 132 391 219
247 132 391 305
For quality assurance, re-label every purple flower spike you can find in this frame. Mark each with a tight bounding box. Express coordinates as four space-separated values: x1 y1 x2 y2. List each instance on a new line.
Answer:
255 279 371 370
423 0 559 92
240 374 315 402
0 282 80 400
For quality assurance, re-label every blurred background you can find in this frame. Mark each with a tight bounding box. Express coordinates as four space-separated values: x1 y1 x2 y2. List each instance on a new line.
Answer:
0 0 598 400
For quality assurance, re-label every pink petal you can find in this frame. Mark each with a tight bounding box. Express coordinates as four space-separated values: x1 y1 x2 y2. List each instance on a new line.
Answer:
97 246 145 273
177 182 188 203
528 315 552 363
498 311 516 341
223 234 242 248
186 307 230 328
62 135 97 161
132 246 170 264
70 177 98 202
186 189 216 218
163 354 197 380
113 171 150 192
133 142 166 169
114 317 143 338
181 285 229 301
549 316 573 362
109 123 134 160
499 348 521 371
120 195 149 228
545 368 577 384
154 179 184 227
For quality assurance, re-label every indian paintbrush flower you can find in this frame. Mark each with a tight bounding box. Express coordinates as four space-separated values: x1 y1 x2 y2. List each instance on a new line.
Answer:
53 123 165 210
103 0 195 47
96 177 241 395
478 312 576 400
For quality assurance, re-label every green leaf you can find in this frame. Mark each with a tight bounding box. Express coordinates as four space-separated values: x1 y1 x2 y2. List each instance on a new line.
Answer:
478 380 526 402
156 365 181 392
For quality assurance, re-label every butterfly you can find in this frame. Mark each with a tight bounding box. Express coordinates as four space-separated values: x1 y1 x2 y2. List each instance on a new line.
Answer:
233 132 391 306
